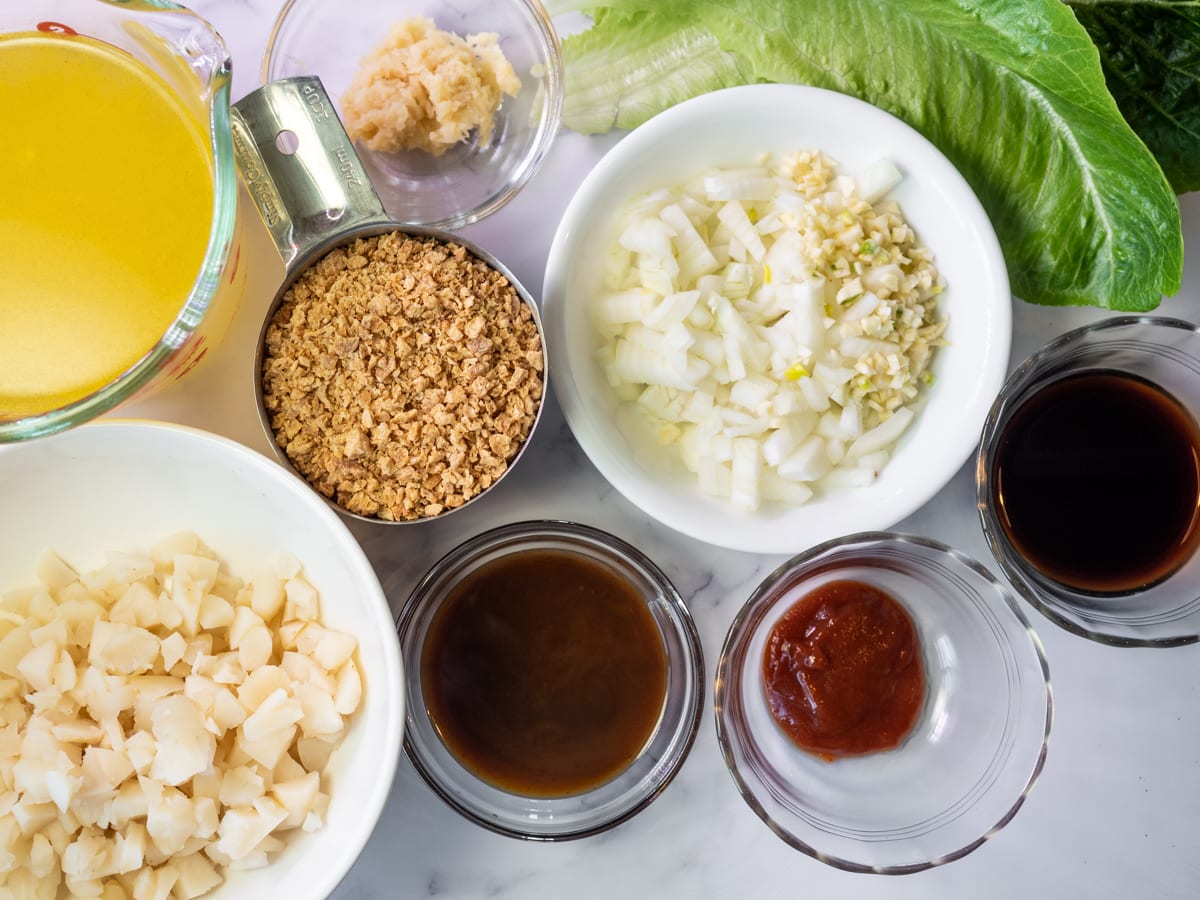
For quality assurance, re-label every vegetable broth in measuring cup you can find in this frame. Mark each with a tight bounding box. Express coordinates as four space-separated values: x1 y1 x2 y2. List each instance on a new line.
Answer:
0 30 216 417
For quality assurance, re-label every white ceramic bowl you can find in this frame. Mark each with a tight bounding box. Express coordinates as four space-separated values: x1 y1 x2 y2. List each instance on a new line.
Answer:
0 420 404 898
542 84 1011 553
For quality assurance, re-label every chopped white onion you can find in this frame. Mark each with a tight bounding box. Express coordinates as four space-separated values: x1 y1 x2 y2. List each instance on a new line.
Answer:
591 150 946 512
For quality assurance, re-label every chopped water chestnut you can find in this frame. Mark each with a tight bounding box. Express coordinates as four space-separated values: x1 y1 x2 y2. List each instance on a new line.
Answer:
0 533 362 897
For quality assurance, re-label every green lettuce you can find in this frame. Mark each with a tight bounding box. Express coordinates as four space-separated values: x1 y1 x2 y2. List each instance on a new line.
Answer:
549 0 1183 311
1067 0 1200 193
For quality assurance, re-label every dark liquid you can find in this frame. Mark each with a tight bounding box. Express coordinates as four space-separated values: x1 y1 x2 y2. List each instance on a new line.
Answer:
992 370 1200 593
422 549 668 797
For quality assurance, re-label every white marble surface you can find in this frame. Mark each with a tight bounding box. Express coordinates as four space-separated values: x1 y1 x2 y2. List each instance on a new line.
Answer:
124 2 1200 896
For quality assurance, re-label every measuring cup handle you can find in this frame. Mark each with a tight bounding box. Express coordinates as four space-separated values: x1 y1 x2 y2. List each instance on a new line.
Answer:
231 76 390 267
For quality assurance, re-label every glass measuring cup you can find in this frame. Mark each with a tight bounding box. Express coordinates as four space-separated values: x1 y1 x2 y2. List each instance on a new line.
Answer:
0 0 245 442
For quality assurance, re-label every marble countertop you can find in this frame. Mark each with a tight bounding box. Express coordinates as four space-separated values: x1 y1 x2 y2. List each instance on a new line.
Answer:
126 2 1200 896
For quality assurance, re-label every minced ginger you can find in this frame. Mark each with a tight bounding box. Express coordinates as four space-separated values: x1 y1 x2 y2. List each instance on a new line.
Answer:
340 17 520 156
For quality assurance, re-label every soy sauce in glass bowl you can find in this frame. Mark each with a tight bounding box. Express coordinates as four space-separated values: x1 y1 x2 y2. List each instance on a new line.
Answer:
977 316 1200 647
989 369 1200 595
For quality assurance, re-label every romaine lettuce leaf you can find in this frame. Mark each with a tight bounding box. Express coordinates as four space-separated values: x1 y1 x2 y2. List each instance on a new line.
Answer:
551 0 1183 311
557 9 755 134
1067 0 1200 193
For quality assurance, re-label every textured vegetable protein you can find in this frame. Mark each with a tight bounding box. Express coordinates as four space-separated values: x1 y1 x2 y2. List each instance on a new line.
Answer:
341 17 520 156
261 232 543 522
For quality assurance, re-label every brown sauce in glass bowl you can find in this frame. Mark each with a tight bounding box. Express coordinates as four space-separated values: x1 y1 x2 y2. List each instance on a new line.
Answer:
762 579 924 760
422 548 669 797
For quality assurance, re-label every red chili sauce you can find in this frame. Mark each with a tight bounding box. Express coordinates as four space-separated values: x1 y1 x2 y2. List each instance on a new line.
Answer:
762 579 924 760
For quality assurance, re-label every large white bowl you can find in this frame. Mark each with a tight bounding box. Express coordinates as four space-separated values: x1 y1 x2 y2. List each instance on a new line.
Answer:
542 84 1012 553
0 420 404 898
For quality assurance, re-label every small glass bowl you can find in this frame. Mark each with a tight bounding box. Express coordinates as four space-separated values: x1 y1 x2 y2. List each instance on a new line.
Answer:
977 316 1200 647
714 532 1052 873
396 520 704 840
262 0 562 229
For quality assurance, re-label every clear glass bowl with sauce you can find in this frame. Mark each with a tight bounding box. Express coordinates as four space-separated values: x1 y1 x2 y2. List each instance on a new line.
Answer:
977 316 1200 647
396 520 704 839
261 0 562 230
715 532 1052 873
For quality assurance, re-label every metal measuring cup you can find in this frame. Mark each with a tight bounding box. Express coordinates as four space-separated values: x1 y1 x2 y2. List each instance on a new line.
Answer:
230 76 547 525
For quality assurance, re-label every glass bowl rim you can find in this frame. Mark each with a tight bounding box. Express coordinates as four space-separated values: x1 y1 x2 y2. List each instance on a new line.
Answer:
713 530 1053 874
975 314 1200 648
395 518 706 840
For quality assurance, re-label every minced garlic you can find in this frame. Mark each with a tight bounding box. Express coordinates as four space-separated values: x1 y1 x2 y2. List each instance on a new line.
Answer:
340 17 520 156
